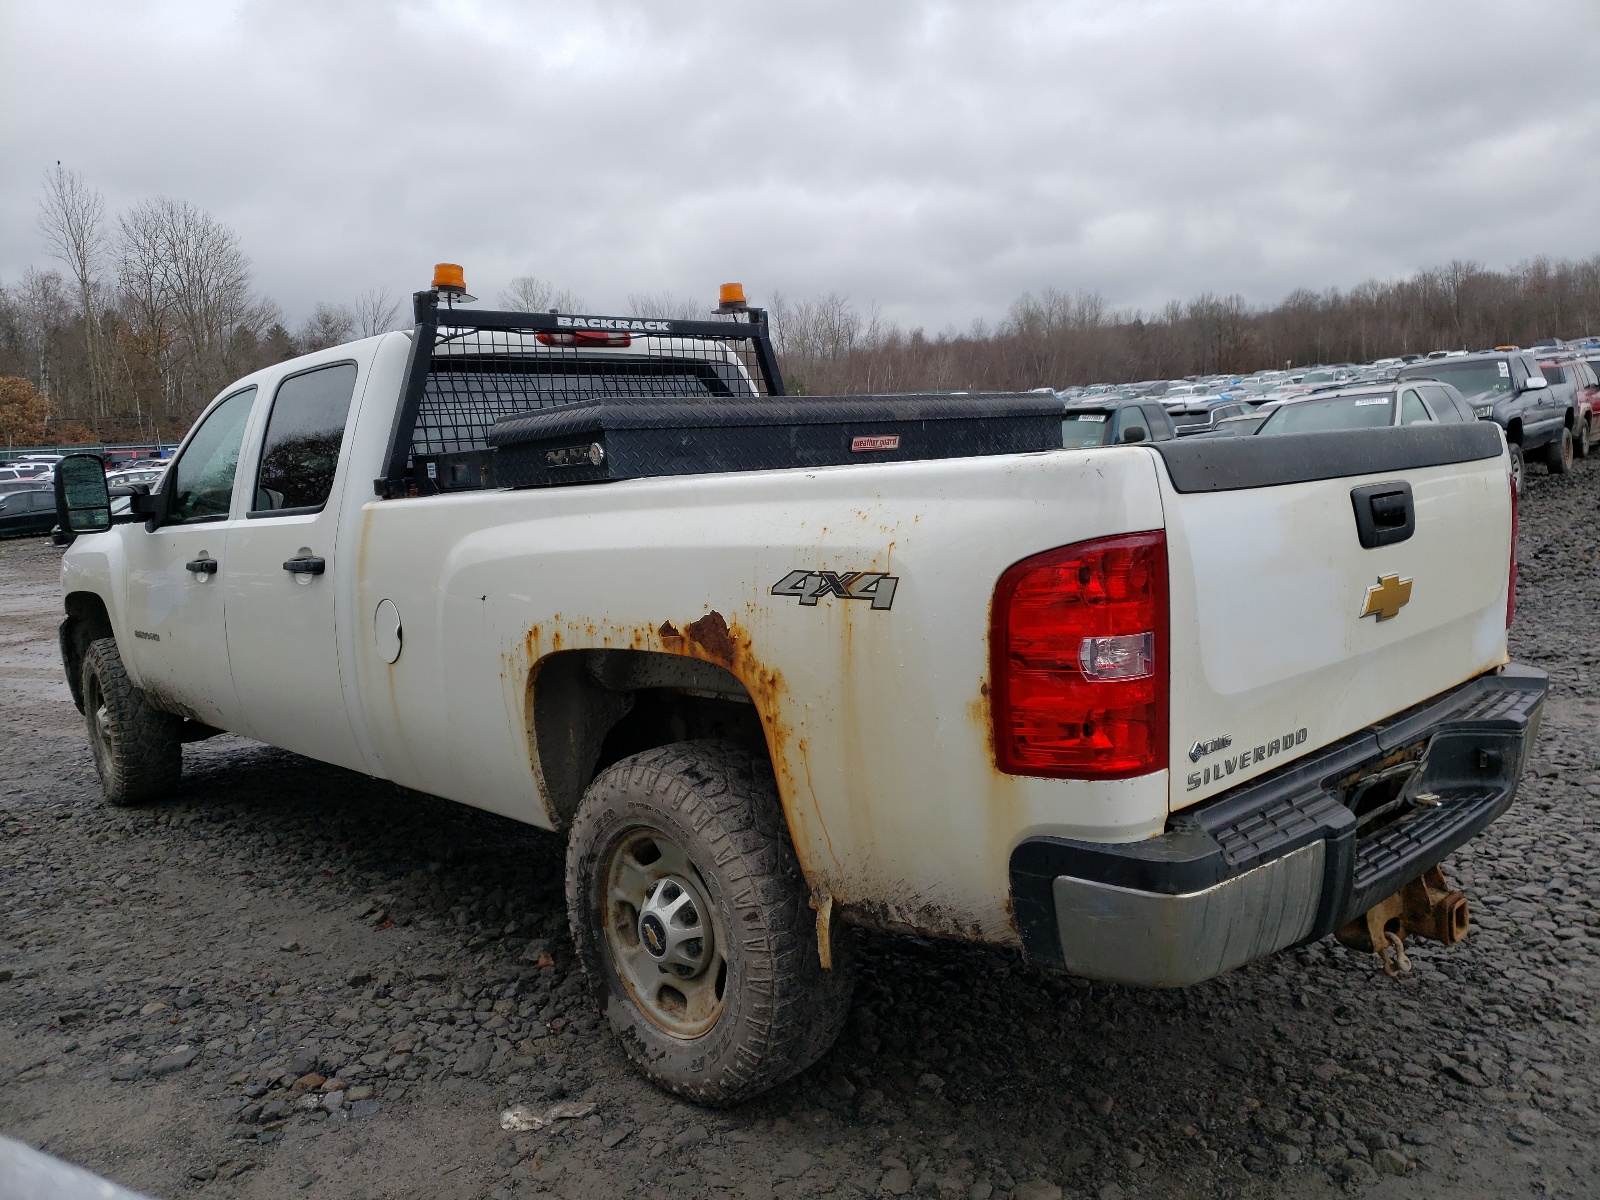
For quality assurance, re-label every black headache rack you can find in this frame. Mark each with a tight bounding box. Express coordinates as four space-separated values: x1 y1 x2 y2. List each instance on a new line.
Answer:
376 290 787 498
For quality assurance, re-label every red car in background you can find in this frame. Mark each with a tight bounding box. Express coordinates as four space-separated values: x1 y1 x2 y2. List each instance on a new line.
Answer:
1535 350 1598 458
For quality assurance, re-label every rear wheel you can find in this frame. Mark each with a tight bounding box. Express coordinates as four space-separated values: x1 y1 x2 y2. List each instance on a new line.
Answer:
1508 442 1525 495
81 638 182 806
565 740 854 1104
1545 428 1574 475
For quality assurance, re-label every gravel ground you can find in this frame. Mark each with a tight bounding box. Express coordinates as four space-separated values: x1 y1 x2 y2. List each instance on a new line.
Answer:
2 457 1598 1200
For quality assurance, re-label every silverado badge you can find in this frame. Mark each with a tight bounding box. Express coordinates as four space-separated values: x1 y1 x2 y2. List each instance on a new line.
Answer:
1361 573 1413 622
771 570 898 610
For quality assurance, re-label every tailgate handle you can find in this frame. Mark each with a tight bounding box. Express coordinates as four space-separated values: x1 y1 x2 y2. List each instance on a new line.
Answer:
1351 481 1414 549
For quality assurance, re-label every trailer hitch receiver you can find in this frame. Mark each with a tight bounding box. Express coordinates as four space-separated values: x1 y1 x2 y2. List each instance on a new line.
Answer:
1335 866 1469 975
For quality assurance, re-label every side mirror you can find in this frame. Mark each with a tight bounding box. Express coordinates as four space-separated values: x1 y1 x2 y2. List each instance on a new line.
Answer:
1520 374 1549 392
53 454 112 536
1120 426 1148 444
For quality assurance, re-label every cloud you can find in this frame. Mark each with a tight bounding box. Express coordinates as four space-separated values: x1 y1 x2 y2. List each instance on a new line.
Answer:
3 0 1598 330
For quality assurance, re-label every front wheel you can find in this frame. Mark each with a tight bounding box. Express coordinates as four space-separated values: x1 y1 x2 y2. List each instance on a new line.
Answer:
1573 417 1591 460
565 740 854 1104
1508 442 1525 495
81 638 182 806
1545 428 1574 475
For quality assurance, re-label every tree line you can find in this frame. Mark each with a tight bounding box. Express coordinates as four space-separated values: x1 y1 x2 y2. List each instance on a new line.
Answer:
768 256 1600 396
4 167 1599 446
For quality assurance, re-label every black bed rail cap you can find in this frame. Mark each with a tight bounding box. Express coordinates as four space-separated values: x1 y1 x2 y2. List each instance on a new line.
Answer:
485 392 1064 447
1153 422 1504 493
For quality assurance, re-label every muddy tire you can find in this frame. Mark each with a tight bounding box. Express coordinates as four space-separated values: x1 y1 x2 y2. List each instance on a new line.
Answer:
565 739 854 1104
1575 417 1592 460
81 637 182 806
1545 428 1573 475
1508 442 1525 495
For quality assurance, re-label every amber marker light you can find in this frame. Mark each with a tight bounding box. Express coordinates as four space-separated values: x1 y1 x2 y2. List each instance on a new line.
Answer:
433 263 466 292
716 282 748 312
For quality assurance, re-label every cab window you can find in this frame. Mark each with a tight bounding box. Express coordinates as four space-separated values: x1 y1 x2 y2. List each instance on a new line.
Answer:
1061 413 1112 448
165 387 258 524
252 363 359 514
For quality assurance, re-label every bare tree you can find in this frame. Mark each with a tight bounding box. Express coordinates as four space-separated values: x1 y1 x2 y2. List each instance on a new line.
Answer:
354 286 401 337
298 303 357 352
499 275 584 313
112 197 270 416
37 164 109 416
116 199 179 421
153 197 270 398
625 291 705 320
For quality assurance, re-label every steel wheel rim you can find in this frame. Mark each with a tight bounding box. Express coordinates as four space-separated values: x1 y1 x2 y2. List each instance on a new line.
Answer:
602 825 729 1039
86 674 113 778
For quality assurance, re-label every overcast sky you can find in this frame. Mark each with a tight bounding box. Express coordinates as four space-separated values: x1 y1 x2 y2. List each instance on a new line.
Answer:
4 0 1600 332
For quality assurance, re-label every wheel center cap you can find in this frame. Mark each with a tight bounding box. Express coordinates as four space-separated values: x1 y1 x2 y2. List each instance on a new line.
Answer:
639 912 668 958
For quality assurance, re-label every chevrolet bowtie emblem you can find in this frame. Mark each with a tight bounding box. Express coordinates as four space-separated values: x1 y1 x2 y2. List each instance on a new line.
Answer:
1361 573 1413 621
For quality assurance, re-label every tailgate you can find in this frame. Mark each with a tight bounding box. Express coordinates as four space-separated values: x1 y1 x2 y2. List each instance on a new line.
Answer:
1155 424 1512 810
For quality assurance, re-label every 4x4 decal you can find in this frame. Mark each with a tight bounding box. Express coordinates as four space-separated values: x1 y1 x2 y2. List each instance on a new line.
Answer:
771 570 898 611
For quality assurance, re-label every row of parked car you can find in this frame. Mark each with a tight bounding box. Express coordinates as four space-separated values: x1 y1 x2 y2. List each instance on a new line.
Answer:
1053 339 1600 493
0 452 168 538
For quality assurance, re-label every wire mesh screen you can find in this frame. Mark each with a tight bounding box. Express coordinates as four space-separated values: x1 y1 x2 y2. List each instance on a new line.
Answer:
410 325 769 459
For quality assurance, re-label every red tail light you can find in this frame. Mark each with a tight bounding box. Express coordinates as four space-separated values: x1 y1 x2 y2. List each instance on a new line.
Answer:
536 330 632 348
1507 474 1518 628
990 532 1169 779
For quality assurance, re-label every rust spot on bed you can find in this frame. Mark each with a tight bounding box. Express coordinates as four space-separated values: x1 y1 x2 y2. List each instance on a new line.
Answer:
684 611 736 662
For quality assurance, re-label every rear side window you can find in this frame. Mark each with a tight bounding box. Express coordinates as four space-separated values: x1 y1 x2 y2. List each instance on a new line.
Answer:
1422 384 1470 422
1540 363 1567 385
1112 406 1151 444
166 387 258 524
1399 389 1433 425
1141 404 1176 438
252 363 359 513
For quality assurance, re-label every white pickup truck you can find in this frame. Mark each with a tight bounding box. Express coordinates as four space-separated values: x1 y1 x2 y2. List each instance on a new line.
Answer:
52 273 1545 1103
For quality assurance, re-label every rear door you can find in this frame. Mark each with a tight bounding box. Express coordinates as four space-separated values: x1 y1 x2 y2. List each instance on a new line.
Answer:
1155 430 1511 809
1517 355 1561 441
222 360 364 769
120 387 258 728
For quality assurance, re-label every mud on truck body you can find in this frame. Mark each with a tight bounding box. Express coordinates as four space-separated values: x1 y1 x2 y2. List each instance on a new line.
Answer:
54 270 1544 1103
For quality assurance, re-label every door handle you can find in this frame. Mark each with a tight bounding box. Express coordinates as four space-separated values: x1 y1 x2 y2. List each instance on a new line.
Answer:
185 559 218 574
282 555 326 575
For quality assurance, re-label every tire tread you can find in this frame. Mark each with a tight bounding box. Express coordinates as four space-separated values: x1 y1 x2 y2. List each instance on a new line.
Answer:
82 638 181 806
565 739 853 1104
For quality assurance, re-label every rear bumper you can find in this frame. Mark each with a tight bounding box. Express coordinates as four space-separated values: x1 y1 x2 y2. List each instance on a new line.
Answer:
1010 663 1546 986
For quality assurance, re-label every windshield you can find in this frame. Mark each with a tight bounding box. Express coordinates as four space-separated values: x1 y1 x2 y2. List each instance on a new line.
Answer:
1410 360 1512 401
1061 413 1112 448
1257 395 1394 435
